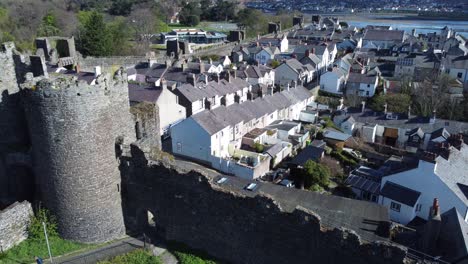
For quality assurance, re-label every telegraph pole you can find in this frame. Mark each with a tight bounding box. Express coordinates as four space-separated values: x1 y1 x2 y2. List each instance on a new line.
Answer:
42 222 54 263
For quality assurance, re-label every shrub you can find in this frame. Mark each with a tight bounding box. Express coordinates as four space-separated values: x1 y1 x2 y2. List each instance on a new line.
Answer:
28 207 58 240
253 142 264 153
98 249 162 264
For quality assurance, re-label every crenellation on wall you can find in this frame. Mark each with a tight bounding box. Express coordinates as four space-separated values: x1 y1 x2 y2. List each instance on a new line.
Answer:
0 201 33 251
121 143 409 264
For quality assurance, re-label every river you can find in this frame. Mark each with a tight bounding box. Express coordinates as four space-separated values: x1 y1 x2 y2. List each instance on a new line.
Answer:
308 14 468 37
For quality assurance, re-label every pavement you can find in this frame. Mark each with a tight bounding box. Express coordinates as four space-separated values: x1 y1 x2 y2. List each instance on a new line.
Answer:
53 236 177 264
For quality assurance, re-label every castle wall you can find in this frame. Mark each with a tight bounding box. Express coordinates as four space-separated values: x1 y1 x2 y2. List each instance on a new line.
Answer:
22 71 136 243
0 201 33 251
78 56 147 72
121 145 408 264
0 43 30 204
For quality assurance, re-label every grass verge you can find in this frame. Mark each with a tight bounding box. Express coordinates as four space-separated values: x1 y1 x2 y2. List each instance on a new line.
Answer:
168 241 220 264
97 249 162 264
0 237 89 264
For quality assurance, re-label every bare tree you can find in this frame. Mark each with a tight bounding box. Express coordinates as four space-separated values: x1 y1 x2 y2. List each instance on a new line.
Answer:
412 74 451 117
129 9 156 42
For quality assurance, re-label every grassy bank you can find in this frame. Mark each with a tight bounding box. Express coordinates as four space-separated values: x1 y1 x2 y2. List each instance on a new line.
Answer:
0 237 89 264
97 249 162 264
168 242 220 264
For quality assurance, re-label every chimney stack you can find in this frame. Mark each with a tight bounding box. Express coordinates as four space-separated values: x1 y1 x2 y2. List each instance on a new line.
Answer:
361 101 366 113
286 83 290 91
199 58 205 73
338 98 345 110
226 71 232 83
430 110 436 124
187 73 196 87
161 78 167 90
420 198 442 253
94 66 102 77
383 103 388 115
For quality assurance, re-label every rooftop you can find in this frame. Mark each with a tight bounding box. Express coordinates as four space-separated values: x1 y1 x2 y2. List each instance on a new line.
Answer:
380 181 421 207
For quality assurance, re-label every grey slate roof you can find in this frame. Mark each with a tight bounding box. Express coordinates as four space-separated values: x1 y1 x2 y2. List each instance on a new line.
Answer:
189 86 312 135
380 181 421 207
440 207 468 261
346 109 468 135
128 83 162 103
323 130 351 141
289 145 325 166
363 29 405 42
435 144 468 205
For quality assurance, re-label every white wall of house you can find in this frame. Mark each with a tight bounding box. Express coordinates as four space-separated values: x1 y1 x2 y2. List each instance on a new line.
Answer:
280 37 289 53
448 68 468 83
211 126 232 158
357 80 378 97
156 87 187 135
171 118 211 163
381 160 468 223
320 71 343 94
206 65 224 74
191 99 205 116
379 195 419 225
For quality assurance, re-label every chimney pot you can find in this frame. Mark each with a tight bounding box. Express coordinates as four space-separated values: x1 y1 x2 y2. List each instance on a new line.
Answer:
94 66 102 77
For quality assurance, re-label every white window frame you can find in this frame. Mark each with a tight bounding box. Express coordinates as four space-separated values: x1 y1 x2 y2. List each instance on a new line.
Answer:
390 201 401 212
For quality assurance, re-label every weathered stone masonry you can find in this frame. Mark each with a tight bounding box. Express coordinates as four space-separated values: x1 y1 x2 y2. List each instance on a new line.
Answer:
0 201 33 251
0 43 31 204
21 71 136 243
121 145 408 264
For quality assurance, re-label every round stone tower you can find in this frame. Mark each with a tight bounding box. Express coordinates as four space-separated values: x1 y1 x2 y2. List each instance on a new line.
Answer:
22 69 136 243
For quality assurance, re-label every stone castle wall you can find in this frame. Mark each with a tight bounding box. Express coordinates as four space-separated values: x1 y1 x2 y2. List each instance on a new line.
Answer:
21 70 136 243
0 43 30 204
121 145 409 264
0 201 33 251
78 56 148 72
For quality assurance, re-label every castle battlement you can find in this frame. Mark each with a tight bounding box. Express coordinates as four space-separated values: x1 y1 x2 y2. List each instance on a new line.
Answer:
21 68 129 99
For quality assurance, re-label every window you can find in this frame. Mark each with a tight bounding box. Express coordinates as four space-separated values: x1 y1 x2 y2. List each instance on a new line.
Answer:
390 202 401 212
367 84 370 88
362 191 371 201
177 142 182 152
458 72 463 79
416 204 422 212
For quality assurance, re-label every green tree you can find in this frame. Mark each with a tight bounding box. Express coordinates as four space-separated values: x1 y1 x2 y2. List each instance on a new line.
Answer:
179 2 201 26
211 1 237 21
107 16 131 55
297 160 331 190
38 12 61 37
78 11 113 56
236 8 268 37
270 59 280 68
200 0 212 20
109 0 133 16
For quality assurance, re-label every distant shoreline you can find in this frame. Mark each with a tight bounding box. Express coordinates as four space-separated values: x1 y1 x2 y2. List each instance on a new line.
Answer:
287 12 468 22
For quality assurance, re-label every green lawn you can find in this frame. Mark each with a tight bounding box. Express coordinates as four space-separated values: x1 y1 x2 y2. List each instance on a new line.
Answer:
97 249 162 264
0 237 90 264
